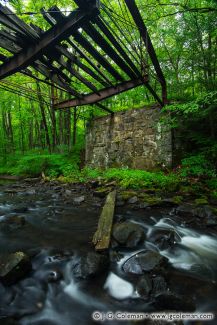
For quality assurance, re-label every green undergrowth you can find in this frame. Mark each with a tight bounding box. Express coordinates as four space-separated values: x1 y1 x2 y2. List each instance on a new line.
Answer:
0 151 217 194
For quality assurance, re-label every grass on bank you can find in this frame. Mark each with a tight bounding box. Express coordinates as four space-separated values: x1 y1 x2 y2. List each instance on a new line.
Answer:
0 152 217 199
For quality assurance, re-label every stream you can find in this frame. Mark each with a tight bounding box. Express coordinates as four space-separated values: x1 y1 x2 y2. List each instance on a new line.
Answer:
0 180 216 324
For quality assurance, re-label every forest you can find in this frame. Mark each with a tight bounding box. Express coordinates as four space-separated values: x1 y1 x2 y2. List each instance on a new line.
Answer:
0 0 216 191
0 1 217 324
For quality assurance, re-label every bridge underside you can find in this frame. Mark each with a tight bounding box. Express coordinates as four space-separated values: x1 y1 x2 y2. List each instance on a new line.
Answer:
0 0 167 113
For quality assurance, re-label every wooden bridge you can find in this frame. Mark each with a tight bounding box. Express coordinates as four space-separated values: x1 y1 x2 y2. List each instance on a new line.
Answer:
0 0 167 114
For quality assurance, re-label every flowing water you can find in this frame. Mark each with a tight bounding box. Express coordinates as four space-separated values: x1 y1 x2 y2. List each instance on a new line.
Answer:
0 181 217 324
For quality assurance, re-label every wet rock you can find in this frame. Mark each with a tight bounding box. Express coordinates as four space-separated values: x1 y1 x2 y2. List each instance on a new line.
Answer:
73 196 85 204
152 275 167 294
206 215 217 226
161 198 180 207
112 222 145 248
47 270 62 282
122 250 167 275
0 216 26 231
93 187 111 198
116 200 125 207
13 205 28 213
25 190 36 195
136 274 152 298
72 252 109 279
64 189 71 196
0 252 32 285
176 204 195 218
120 191 137 201
195 198 209 206
128 196 138 204
149 229 181 250
154 293 195 311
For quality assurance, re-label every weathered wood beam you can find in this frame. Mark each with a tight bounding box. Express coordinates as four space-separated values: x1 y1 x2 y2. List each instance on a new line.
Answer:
56 45 109 87
32 61 81 98
54 78 144 109
0 2 100 80
95 103 113 114
124 0 167 104
82 22 138 80
94 17 141 77
41 6 116 87
73 32 123 82
0 5 39 40
92 190 116 251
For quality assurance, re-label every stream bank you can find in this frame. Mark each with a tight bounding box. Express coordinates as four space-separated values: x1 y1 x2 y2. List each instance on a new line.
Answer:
0 178 217 325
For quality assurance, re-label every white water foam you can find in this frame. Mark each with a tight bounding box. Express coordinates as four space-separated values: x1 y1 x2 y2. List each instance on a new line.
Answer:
104 272 134 300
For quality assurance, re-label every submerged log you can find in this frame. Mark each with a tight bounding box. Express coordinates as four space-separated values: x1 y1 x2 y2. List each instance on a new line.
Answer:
92 190 116 251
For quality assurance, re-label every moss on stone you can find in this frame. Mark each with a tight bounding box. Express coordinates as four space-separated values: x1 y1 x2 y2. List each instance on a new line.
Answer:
120 190 138 201
194 198 209 205
172 195 183 204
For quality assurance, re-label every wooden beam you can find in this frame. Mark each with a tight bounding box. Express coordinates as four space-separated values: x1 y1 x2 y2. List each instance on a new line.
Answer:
0 2 100 80
73 31 124 82
82 22 138 79
94 17 141 77
92 190 116 251
54 78 144 109
124 0 167 104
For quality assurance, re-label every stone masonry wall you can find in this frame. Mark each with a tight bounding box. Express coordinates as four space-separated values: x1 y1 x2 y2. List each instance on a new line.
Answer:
85 107 172 170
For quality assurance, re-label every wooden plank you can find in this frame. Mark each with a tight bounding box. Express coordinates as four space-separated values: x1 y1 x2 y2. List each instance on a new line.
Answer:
82 21 138 79
92 190 116 251
124 0 167 104
0 2 100 79
0 4 40 40
54 78 144 109
73 32 124 81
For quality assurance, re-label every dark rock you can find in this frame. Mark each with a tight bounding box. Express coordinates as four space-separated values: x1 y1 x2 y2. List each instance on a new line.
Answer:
154 293 195 311
13 205 28 213
149 229 181 250
128 196 138 204
65 189 72 196
206 216 217 226
0 252 32 285
93 187 111 198
122 250 167 275
116 200 125 207
73 196 85 204
112 222 145 248
161 198 179 207
176 204 195 218
0 216 26 231
136 274 152 298
72 252 109 279
152 276 167 295
47 270 62 282
25 190 36 195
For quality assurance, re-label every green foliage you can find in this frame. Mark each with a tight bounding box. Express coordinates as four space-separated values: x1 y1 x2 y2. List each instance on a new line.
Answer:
179 154 216 178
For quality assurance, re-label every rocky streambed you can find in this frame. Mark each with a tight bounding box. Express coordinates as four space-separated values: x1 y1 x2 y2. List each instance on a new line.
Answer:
0 178 217 324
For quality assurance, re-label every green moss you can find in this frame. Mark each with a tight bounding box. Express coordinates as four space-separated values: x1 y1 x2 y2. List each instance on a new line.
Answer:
142 194 162 206
120 190 137 201
194 198 209 205
172 195 183 204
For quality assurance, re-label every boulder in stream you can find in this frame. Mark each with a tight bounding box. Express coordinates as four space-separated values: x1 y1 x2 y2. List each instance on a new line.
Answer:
72 252 109 279
0 252 32 285
112 222 145 248
136 274 152 298
122 250 167 275
154 293 195 311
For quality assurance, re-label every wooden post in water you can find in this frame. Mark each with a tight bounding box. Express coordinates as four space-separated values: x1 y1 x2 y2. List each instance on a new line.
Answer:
92 190 116 251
